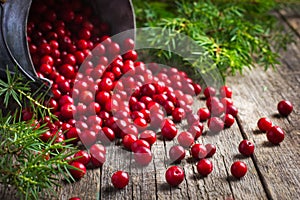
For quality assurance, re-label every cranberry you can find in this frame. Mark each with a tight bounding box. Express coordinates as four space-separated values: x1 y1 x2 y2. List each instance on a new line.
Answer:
192 83 202 95
96 91 110 105
59 95 73 106
191 144 207 159
40 131 53 142
172 107 186 122
219 86 232 98
223 114 235 128
79 130 97 147
226 105 238 117
60 103 75 119
131 139 150 152
161 121 177 140
208 117 224 133
39 63 53 75
165 166 185 187
197 159 213 176
266 126 285 145
186 114 200 125
66 127 80 144
204 86 216 98
197 108 210 121
98 127 115 145
123 50 138 61
111 171 129 189
220 97 234 107
188 125 202 140
238 140 255 156
69 161 86 179
123 38 135 51
99 77 114 92
90 144 106 167
122 134 137 150
231 161 247 178
169 145 186 163
210 101 225 117
133 117 148 129
277 100 293 116
139 130 157 146
257 117 273 132
177 131 194 148
205 144 216 158
206 96 219 110
69 197 81 200
73 150 91 166
121 124 138 138
133 146 152 166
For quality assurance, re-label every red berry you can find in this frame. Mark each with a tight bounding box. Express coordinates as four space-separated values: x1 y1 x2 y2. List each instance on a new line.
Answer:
122 134 137 150
277 100 293 116
177 131 194 148
165 166 185 187
79 130 97 147
266 126 285 145
238 140 255 156
191 144 207 159
188 125 203 140
161 122 177 140
90 144 106 167
197 108 210 121
208 117 224 133
98 127 115 145
69 162 86 179
172 107 186 122
223 114 235 128
197 159 213 176
169 145 186 163
131 139 150 152
69 197 81 200
231 161 247 178
205 143 216 158
60 103 75 119
139 130 157 146
192 83 202 95
133 146 152 166
219 86 232 98
257 117 273 132
226 105 238 117
204 86 216 98
111 171 129 189
74 150 91 166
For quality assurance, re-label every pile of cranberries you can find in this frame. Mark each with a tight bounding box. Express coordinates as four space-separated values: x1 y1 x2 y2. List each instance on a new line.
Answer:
21 1 293 198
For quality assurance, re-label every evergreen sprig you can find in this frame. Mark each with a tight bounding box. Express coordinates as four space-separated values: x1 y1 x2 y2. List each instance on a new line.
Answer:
0 69 77 200
133 0 295 79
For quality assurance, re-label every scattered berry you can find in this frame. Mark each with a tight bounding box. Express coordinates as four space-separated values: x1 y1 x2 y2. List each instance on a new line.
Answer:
238 140 255 156
277 100 293 116
111 171 129 189
231 161 247 178
197 159 213 176
165 166 185 187
266 126 285 145
257 117 273 132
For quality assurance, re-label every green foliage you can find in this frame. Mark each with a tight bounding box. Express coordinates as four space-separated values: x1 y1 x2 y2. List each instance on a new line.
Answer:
0 69 77 200
133 0 294 79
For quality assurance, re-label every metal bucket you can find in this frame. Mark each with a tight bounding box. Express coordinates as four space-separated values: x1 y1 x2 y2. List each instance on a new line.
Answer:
0 0 135 91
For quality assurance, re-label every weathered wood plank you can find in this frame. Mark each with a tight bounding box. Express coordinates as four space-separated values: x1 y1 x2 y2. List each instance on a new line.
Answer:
227 66 300 200
100 141 133 200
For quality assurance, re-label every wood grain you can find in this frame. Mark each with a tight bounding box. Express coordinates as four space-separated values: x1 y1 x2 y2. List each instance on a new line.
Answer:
1 6 300 200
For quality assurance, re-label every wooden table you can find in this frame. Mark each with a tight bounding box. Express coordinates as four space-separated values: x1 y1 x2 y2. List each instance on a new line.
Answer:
1 7 299 200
